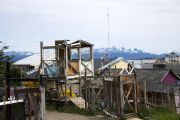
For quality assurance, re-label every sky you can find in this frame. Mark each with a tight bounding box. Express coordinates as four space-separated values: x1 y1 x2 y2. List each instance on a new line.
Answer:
0 0 180 54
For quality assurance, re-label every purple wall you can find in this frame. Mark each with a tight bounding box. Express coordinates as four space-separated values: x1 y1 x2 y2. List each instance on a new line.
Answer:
161 72 177 84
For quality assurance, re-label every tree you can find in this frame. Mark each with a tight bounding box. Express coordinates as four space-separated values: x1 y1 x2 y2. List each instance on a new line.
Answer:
0 41 9 61
0 41 10 87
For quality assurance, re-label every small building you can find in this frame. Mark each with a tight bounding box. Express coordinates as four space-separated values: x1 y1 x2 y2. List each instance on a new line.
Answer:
97 57 138 116
98 57 132 73
136 69 180 113
13 54 40 77
94 58 114 72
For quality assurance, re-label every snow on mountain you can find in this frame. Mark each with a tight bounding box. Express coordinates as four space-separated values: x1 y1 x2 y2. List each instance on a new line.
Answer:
5 47 166 62
5 51 33 62
94 47 164 59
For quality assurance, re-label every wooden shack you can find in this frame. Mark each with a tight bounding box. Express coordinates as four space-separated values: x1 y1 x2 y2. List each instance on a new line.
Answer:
136 69 180 113
94 57 138 118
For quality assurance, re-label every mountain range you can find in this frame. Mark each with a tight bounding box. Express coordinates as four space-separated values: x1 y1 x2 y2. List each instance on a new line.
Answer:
5 47 166 62
5 51 33 62
94 47 164 59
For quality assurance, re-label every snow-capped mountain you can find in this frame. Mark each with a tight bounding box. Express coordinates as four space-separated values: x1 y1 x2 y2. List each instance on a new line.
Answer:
5 51 33 62
94 47 164 59
5 47 165 62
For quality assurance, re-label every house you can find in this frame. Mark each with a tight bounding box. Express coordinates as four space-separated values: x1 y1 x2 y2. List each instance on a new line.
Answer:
94 58 114 72
13 54 40 77
136 69 180 113
142 52 180 70
97 57 131 72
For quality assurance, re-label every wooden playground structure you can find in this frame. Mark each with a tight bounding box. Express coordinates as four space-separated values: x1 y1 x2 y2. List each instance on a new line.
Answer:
40 40 94 103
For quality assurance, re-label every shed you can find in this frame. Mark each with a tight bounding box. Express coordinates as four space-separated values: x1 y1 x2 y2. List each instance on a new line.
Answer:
136 69 180 113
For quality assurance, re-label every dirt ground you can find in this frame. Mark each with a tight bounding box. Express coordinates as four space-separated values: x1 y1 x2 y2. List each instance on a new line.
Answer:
46 110 142 120
46 110 113 120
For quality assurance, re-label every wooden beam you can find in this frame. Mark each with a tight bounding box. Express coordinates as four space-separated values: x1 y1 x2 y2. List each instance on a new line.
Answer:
15 88 40 94
123 92 135 113
110 81 113 112
90 46 94 76
5 62 11 120
144 79 147 108
127 86 133 99
43 45 64 49
79 78 81 97
134 74 138 113
119 76 124 116
103 77 106 108
85 68 88 111
40 41 46 120
78 48 81 76
63 41 68 104
88 79 90 109
92 87 103 105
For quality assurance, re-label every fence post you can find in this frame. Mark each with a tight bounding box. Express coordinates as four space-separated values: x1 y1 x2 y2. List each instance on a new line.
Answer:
5 62 11 120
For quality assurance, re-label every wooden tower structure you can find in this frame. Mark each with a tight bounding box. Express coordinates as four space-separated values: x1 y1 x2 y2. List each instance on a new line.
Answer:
40 40 94 102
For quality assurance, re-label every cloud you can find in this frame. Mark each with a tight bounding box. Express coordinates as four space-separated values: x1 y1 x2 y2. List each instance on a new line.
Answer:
0 0 180 53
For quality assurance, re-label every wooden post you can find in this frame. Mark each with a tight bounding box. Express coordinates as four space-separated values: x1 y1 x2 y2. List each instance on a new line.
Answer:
155 93 157 105
134 74 138 113
151 92 153 104
78 48 81 76
108 65 112 112
103 77 106 108
79 78 81 97
144 79 147 108
115 65 119 118
88 78 90 109
78 48 81 98
167 90 171 109
162 94 164 105
28 94 31 120
64 41 68 104
110 80 113 112
119 75 124 116
55 41 60 100
85 68 88 111
90 46 94 76
5 62 11 120
70 85 72 97
40 41 46 120
56 81 60 100
171 84 177 113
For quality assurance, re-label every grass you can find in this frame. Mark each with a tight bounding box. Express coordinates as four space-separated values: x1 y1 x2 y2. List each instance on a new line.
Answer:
152 107 180 120
46 101 96 116
47 101 180 120
138 105 180 120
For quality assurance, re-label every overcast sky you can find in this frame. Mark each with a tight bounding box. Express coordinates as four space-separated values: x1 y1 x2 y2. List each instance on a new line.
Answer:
0 0 180 53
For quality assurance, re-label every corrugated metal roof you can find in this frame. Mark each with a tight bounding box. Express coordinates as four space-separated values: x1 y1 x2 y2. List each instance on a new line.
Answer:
13 54 40 68
98 57 126 71
136 69 178 93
